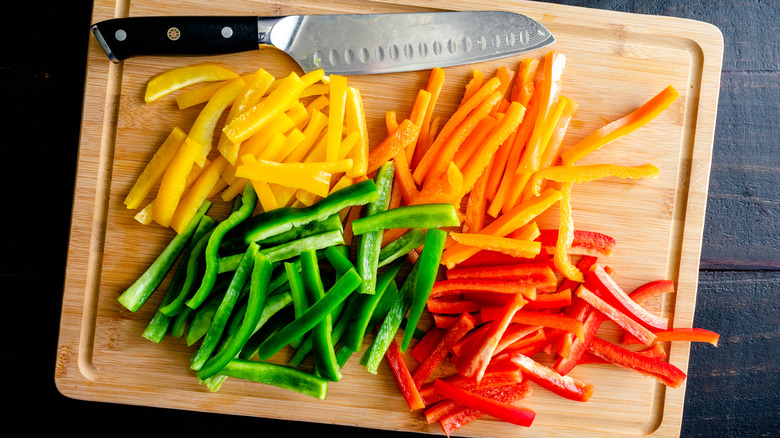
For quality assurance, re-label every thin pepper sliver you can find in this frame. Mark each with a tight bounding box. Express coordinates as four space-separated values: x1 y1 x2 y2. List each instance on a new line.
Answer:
402 228 447 352
144 64 239 103
118 201 211 312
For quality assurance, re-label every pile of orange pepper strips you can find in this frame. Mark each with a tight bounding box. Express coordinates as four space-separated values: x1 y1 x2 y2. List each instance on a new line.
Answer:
123 50 720 436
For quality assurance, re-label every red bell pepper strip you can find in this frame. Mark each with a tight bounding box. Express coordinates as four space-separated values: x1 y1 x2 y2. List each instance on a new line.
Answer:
385 339 426 411
553 308 607 375
446 262 557 292
576 286 657 346
452 322 494 357
537 229 616 257
412 313 477 387
456 293 527 382
432 379 536 428
430 279 536 299
419 366 522 406
523 289 573 311
585 264 670 331
624 328 720 346
437 382 533 436
628 279 676 305
481 308 586 342
457 249 539 267
432 312 482 330
510 352 594 402
494 324 544 355
412 326 446 363
427 297 482 315
587 337 687 388
578 343 667 365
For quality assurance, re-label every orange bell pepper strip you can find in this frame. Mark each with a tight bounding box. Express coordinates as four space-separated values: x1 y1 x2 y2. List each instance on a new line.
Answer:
188 76 247 167
366 119 420 174
413 76 502 185
460 101 526 196
422 90 503 185
440 188 562 269
448 232 542 260
624 328 720 346
510 58 541 107
392 146 420 206
326 74 348 163
553 182 583 282
462 166 489 233
459 69 485 108
490 66 516 116
385 111 399 134
124 127 188 210
451 115 498 170
516 51 566 173
414 162 463 206
222 72 306 144
405 89 432 162
530 163 660 196
561 85 680 165
344 86 369 178
414 67 446 166
144 64 239 103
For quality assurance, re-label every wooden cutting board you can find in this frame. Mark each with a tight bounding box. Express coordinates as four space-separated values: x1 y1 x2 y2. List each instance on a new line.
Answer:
56 0 723 436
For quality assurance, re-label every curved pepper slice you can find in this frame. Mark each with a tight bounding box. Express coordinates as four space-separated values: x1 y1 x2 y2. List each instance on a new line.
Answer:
510 351 594 402
531 163 660 196
351 203 460 236
218 359 328 399
554 182 583 282
587 336 687 388
144 64 239 103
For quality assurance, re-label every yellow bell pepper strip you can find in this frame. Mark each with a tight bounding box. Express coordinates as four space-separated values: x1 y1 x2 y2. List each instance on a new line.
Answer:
367 119 421 174
300 68 326 87
144 64 239 103
530 163 660 196
284 109 329 164
448 232 542 260
440 188 561 269
553 182 583 282
401 227 447 351
561 85 680 165
423 90 503 186
153 137 207 228
345 86 369 178
188 76 247 167
124 127 187 210
117 201 211 312
196 251 273 380
516 51 566 173
186 183 258 311
252 180 279 212
301 83 330 98
217 68 276 165
327 74 348 163
235 155 331 198
222 72 306 144
460 101 526 196
169 155 230 234
413 76 502 185
176 79 229 110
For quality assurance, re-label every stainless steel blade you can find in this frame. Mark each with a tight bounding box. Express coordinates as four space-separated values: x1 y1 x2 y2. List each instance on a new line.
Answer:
261 11 555 75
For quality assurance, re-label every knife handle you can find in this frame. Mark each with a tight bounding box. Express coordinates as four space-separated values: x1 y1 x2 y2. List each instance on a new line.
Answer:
91 16 260 62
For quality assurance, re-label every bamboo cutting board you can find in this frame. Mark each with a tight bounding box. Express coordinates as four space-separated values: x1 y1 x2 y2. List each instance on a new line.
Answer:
56 0 723 436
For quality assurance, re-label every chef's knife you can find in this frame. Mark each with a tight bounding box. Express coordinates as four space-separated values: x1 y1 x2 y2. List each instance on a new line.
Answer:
91 12 554 75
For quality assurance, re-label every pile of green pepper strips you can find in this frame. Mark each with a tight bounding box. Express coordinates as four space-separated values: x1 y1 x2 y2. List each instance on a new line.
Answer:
118 161 461 398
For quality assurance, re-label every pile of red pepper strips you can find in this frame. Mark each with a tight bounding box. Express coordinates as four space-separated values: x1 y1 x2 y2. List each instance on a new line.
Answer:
117 50 721 437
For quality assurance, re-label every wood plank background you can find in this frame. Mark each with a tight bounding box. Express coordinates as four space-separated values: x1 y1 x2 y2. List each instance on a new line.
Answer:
1 0 777 436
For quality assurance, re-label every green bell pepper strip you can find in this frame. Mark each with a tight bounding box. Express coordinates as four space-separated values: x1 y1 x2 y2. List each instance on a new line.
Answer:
261 229 344 263
118 201 212 312
357 162 395 295
242 179 378 244
186 290 224 346
186 184 258 310
286 294 349 368
300 249 342 382
343 257 405 351
256 267 362 360
401 227 447 351
170 306 193 338
324 245 357 277
285 260 308 350
217 358 329 399
377 228 426 268
239 305 295 360
227 212 344 251
190 242 259 370
235 290 293 360
159 217 218 316
350 203 460 236
360 263 418 374
196 252 273 380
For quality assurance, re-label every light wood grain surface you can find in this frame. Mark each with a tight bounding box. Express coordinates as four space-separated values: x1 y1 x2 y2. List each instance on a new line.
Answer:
55 0 723 436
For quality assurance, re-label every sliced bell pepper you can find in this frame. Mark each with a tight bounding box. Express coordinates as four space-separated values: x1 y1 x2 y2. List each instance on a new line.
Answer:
553 307 607 375
561 85 680 165
144 64 239 103
510 58 540 107
413 67 446 167
235 154 332 198
124 127 188 210
351 203 460 236
413 162 464 206
587 336 687 388
327 74 348 163
378 228 426 268
480 309 585 342
438 382 533 436
578 343 667 365
576 286 657 345
432 378 535 427
412 326 446 363
169 155 230 233
553 182 583 282
217 358 328 399
462 166 490 233
511 352 594 402
367 118 421 174
629 279 676 304
624 328 720 346
402 228 448 351
345 86 369 178
430 279 536 300
386 339 426 411
448 232 542 260
456 293 526 382
426 298 481 315
117 201 211 312
419 366 522 406
451 115 497 171
412 312 476 388
357 161 396 295
531 163 660 196
445 262 557 292
585 264 670 330
538 229 616 257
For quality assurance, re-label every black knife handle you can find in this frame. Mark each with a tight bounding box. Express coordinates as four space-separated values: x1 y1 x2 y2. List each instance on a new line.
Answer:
91 16 260 62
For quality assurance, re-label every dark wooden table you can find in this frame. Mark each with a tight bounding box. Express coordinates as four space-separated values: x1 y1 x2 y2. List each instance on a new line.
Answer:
3 0 777 436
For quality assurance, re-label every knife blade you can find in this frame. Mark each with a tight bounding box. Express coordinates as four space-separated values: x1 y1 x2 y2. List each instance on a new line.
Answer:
91 12 554 75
